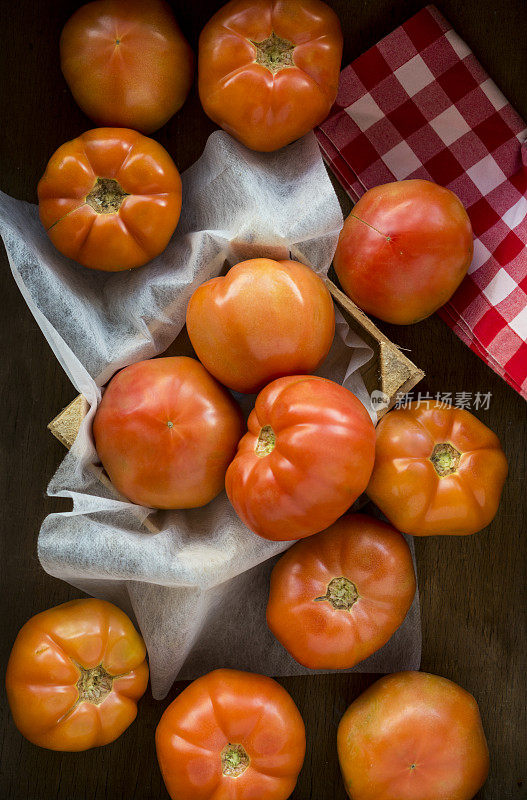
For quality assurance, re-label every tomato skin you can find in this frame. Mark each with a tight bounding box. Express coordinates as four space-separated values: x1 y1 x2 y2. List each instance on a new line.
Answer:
156 669 306 800
93 357 244 509
337 671 489 800
366 402 508 536
5 599 148 752
266 513 415 669
60 0 194 133
225 375 376 541
186 258 335 394
38 128 182 271
198 0 343 152
333 180 473 324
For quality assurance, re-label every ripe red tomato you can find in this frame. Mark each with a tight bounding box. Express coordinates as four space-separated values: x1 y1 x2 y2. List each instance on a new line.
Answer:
338 671 489 800
38 128 182 271
60 0 194 133
186 258 335 393
367 402 508 536
267 514 416 669
156 669 306 800
93 357 243 509
6 599 148 751
225 375 376 540
333 180 473 324
198 0 343 151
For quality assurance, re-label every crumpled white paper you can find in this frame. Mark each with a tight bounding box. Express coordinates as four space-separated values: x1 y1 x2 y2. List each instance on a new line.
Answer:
0 131 420 698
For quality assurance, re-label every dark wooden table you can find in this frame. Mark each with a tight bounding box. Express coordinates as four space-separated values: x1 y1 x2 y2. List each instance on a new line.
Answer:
1 1 526 798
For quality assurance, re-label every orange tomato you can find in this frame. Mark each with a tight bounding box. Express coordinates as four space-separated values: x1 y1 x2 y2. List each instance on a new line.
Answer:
267 514 416 669
366 402 508 536
5 599 148 751
60 0 194 133
333 180 473 324
186 258 335 393
156 668 306 800
93 357 243 509
226 375 376 541
38 128 182 271
198 0 343 152
337 671 489 800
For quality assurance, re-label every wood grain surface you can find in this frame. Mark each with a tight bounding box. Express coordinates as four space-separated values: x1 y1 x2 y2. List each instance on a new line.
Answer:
1 1 526 798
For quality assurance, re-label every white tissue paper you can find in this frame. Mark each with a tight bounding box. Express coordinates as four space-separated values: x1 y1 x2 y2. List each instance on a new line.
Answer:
0 131 420 698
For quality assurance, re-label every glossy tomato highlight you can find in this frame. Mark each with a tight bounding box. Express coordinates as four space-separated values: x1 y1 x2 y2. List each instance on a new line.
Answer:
93 357 243 509
186 258 335 393
60 0 194 133
267 514 416 669
226 375 376 540
156 669 306 800
6 599 148 751
38 128 182 271
334 180 473 324
198 0 343 151
338 671 489 800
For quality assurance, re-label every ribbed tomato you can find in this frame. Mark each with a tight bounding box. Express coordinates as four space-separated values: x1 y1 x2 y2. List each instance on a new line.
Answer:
366 402 508 535
186 258 335 393
60 0 194 133
93 357 243 509
226 375 376 540
38 128 182 271
156 669 306 800
198 0 343 151
267 514 416 669
6 599 148 751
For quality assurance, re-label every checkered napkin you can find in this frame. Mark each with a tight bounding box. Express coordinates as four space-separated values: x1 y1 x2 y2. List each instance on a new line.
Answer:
316 5 527 399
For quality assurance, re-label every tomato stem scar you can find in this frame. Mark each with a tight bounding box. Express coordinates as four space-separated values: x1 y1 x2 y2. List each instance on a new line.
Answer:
221 743 250 777
251 32 295 73
349 212 391 242
314 577 359 610
430 442 461 476
76 663 114 705
86 177 129 214
255 425 276 456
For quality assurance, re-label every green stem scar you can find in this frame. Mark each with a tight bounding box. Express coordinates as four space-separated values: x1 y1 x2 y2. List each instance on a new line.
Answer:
86 177 129 214
255 425 276 457
221 743 250 777
251 32 295 73
349 212 392 242
314 577 359 610
430 442 461 477
76 663 114 705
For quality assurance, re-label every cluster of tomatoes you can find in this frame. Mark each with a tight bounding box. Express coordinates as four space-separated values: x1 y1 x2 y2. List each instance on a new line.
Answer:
6 1 511 799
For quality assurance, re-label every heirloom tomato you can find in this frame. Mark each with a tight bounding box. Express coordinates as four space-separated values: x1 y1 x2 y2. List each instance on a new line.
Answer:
338 671 489 800
225 375 376 540
156 669 305 800
198 0 343 151
38 128 182 271
93 357 243 509
6 599 148 751
366 402 508 536
186 258 335 393
333 180 473 324
267 514 416 669
60 0 194 133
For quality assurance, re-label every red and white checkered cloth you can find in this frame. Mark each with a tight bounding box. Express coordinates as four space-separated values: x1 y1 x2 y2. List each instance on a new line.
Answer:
316 5 527 399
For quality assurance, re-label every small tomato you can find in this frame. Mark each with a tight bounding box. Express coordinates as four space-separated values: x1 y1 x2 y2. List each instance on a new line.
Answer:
366 402 508 536
6 599 148 751
267 513 416 669
338 671 489 800
156 669 306 800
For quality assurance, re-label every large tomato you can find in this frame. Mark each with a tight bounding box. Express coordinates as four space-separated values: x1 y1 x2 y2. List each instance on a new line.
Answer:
60 0 194 133
366 402 508 536
93 357 243 509
186 258 335 393
337 671 489 800
38 128 182 271
156 669 306 800
5 599 148 751
198 0 343 152
333 180 473 324
266 513 415 669
225 375 376 540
